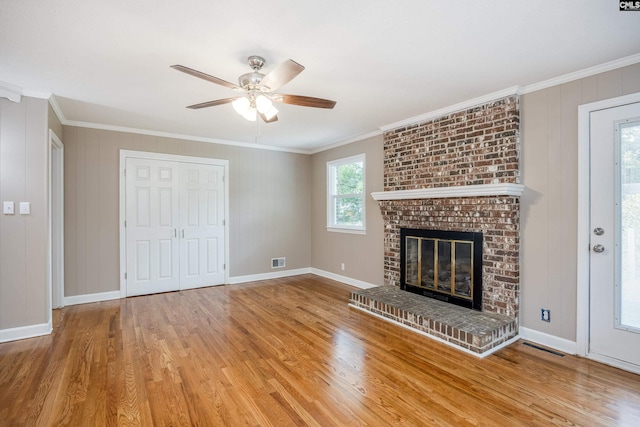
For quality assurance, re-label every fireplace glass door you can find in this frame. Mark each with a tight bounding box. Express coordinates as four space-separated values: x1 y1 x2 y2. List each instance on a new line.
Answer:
406 237 473 298
401 229 483 310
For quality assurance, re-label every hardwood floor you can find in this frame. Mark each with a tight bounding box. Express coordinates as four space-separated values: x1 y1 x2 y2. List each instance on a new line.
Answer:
1 275 640 426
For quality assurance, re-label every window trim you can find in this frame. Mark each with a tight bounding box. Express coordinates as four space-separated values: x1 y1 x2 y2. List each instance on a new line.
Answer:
326 153 366 234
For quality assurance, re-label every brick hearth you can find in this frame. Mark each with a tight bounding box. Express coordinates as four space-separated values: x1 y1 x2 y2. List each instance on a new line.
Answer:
349 287 518 355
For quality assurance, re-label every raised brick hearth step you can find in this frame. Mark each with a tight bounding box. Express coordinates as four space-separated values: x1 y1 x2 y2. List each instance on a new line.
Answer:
349 286 518 356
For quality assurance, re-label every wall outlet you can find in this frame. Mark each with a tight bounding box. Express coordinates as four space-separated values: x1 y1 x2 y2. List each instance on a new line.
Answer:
341 263 345 271
541 308 551 322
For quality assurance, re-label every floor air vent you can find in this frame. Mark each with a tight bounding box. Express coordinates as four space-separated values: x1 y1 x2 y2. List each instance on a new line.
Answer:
271 257 285 268
522 341 564 357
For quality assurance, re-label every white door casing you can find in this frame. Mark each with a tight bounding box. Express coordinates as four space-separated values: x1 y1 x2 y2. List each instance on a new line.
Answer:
48 130 64 311
120 151 229 297
578 93 640 374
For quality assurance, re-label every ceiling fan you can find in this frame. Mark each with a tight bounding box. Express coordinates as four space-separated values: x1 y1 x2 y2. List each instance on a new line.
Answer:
171 55 336 123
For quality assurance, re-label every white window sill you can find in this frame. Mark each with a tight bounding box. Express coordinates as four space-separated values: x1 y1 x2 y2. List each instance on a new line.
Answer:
327 227 366 235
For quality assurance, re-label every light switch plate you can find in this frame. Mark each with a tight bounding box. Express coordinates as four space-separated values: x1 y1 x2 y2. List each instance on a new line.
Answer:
19 202 30 215
3 201 15 215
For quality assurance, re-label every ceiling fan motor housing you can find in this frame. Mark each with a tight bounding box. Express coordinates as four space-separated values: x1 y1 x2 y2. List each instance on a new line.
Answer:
238 55 267 90
238 72 264 90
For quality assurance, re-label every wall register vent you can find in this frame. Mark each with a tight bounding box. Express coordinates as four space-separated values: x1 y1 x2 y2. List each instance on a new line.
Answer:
271 257 286 269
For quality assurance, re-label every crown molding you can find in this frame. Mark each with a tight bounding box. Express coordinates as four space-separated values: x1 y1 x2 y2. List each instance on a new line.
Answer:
316 53 640 153
63 119 310 154
521 52 640 94
308 130 383 155
7 52 639 155
0 81 23 103
21 89 52 99
48 94 66 123
378 86 522 132
371 183 525 201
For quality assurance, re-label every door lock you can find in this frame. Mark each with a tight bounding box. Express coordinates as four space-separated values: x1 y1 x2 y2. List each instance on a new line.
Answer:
593 227 605 236
593 244 605 253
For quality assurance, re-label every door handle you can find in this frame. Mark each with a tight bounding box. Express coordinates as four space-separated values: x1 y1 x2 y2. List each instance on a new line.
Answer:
593 244 605 253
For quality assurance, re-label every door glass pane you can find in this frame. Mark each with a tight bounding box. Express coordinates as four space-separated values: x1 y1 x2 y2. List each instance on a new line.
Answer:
620 121 640 330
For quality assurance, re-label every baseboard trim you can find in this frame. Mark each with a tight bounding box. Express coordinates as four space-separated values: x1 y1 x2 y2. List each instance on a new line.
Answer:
0 321 52 343
57 269 376 306
519 327 577 355
310 268 378 289
64 290 121 306
228 268 312 285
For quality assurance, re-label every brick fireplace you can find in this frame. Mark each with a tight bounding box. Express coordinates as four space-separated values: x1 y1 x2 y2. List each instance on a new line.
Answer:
350 95 523 355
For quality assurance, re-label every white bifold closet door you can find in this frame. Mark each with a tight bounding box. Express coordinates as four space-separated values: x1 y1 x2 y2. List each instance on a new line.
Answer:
125 157 225 297
179 162 225 290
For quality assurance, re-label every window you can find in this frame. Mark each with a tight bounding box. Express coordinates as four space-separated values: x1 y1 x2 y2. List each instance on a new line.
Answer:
327 154 365 233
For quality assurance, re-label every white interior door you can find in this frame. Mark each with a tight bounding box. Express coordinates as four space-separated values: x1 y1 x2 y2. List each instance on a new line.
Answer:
124 154 227 296
179 163 226 290
589 101 640 373
125 158 180 296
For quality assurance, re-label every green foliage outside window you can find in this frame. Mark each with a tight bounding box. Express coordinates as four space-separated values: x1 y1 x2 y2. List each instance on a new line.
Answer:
328 156 365 230
334 161 363 226
621 123 640 283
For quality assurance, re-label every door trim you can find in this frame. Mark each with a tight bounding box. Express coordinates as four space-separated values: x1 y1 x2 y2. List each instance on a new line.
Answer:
119 150 230 298
48 129 64 312
577 92 640 362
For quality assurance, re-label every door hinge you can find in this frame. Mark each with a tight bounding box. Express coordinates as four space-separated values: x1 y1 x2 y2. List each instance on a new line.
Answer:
124 272 127 279
124 220 127 228
222 219 225 226
124 169 127 177
223 264 226 270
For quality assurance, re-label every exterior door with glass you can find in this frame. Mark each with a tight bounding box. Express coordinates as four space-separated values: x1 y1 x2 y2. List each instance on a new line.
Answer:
589 101 640 373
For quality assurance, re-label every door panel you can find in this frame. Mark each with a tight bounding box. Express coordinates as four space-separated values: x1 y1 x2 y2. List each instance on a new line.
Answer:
589 101 640 372
179 163 225 290
126 158 180 296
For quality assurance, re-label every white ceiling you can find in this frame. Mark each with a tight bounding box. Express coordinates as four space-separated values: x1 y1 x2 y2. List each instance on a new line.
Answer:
1 1 639 153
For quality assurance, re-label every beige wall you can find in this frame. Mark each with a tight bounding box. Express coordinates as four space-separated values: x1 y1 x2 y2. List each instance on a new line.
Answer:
310 135 385 286
0 97 49 330
520 62 640 340
62 126 311 296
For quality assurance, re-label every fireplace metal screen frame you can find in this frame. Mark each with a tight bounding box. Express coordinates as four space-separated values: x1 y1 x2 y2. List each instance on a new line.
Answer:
400 228 483 311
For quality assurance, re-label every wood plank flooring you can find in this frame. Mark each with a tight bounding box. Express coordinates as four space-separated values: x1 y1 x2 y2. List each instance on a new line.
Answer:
1 274 640 426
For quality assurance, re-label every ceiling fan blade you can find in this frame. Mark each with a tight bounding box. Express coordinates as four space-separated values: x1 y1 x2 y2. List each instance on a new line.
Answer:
275 94 337 109
186 97 240 109
260 112 278 123
171 65 240 91
258 60 305 92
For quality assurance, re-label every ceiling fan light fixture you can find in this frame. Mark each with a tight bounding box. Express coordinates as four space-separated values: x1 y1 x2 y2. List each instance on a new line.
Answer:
255 95 273 114
242 107 257 121
173 55 336 124
232 97 250 115
263 105 278 121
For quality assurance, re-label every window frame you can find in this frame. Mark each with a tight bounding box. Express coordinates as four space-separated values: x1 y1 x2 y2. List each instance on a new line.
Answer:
326 153 366 234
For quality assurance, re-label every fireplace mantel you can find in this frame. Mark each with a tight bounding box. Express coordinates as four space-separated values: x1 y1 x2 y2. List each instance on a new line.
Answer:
371 183 524 201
